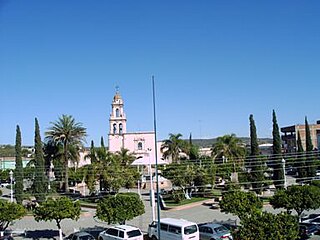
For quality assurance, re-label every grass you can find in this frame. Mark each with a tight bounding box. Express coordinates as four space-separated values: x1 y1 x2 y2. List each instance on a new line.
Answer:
164 197 208 207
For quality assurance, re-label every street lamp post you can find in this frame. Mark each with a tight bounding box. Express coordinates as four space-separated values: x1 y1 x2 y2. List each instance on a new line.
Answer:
147 148 156 221
9 170 13 202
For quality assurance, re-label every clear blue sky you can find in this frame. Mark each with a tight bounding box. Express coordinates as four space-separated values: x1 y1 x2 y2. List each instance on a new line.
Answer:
1 1 320 146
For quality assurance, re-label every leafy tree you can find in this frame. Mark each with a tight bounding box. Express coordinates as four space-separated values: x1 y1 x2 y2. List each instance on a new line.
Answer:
235 211 298 240
212 134 246 182
161 133 187 163
248 114 266 194
43 139 62 180
33 118 47 202
305 117 316 177
85 140 97 164
219 190 263 220
0 200 26 232
296 131 307 180
163 163 195 199
270 185 320 221
15 125 24 204
115 148 135 167
96 193 144 224
187 133 199 160
45 114 87 192
34 197 80 240
272 110 284 189
211 134 246 168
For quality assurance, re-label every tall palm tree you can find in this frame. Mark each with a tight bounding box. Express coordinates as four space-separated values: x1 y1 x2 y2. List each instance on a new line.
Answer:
161 133 187 163
45 114 86 192
211 134 246 169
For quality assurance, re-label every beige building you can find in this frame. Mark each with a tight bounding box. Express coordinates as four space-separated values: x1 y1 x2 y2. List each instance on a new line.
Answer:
281 120 320 152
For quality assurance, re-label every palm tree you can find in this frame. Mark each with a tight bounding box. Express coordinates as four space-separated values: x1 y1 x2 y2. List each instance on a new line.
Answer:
115 148 135 166
45 114 86 192
211 134 246 169
161 133 187 163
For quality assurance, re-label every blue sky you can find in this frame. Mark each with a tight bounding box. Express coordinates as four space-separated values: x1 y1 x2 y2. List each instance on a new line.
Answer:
1 1 320 146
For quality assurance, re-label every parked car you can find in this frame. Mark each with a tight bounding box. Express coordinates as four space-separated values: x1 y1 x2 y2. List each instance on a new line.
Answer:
301 213 320 223
299 223 320 239
64 231 95 240
98 225 143 240
309 217 320 225
198 222 233 240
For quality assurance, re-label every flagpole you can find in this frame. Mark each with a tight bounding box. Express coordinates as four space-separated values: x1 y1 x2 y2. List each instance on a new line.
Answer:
152 76 161 240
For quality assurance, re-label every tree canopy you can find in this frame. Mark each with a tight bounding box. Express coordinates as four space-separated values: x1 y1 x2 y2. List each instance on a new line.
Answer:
0 200 26 231
161 133 187 163
235 212 298 240
34 197 81 240
96 193 144 224
270 185 320 220
45 114 87 192
219 190 263 220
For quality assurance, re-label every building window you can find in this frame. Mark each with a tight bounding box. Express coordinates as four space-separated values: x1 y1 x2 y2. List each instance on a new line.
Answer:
119 123 123 134
113 123 117 134
138 142 143 150
116 108 120 117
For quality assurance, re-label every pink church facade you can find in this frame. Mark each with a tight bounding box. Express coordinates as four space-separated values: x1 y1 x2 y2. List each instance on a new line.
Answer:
108 90 162 161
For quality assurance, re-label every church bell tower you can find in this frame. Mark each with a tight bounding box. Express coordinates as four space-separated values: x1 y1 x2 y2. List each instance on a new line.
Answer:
108 88 127 151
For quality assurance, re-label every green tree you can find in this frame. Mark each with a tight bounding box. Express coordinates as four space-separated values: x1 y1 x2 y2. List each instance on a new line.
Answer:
45 114 87 192
0 200 26 232
15 125 24 204
211 134 246 180
34 197 80 240
305 117 316 178
248 114 266 194
163 163 195 199
235 211 298 240
85 140 97 164
219 190 263 220
296 131 307 180
270 185 320 221
161 133 187 163
96 193 145 224
33 118 47 202
115 148 135 167
187 133 199 160
272 110 284 189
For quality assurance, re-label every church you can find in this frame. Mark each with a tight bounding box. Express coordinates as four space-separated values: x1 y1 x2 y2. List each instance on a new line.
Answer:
107 90 162 161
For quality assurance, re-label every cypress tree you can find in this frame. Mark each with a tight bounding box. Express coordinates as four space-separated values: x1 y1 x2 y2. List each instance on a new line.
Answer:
272 110 284 188
33 118 47 202
296 131 307 180
249 114 265 194
100 136 105 149
89 140 97 164
250 115 260 157
15 125 24 204
305 117 316 178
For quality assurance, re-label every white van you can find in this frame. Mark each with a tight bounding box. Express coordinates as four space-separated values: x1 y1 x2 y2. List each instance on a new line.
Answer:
148 218 199 240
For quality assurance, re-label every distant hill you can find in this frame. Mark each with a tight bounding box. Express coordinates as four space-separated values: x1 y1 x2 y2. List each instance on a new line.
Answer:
189 137 273 148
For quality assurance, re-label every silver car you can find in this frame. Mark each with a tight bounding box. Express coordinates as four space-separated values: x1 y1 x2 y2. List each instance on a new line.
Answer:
198 223 233 240
64 231 95 240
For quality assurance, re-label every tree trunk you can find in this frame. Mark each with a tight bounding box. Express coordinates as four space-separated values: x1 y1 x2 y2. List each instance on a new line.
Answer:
64 142 69 193
59 228 63 240
57 220 63 240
